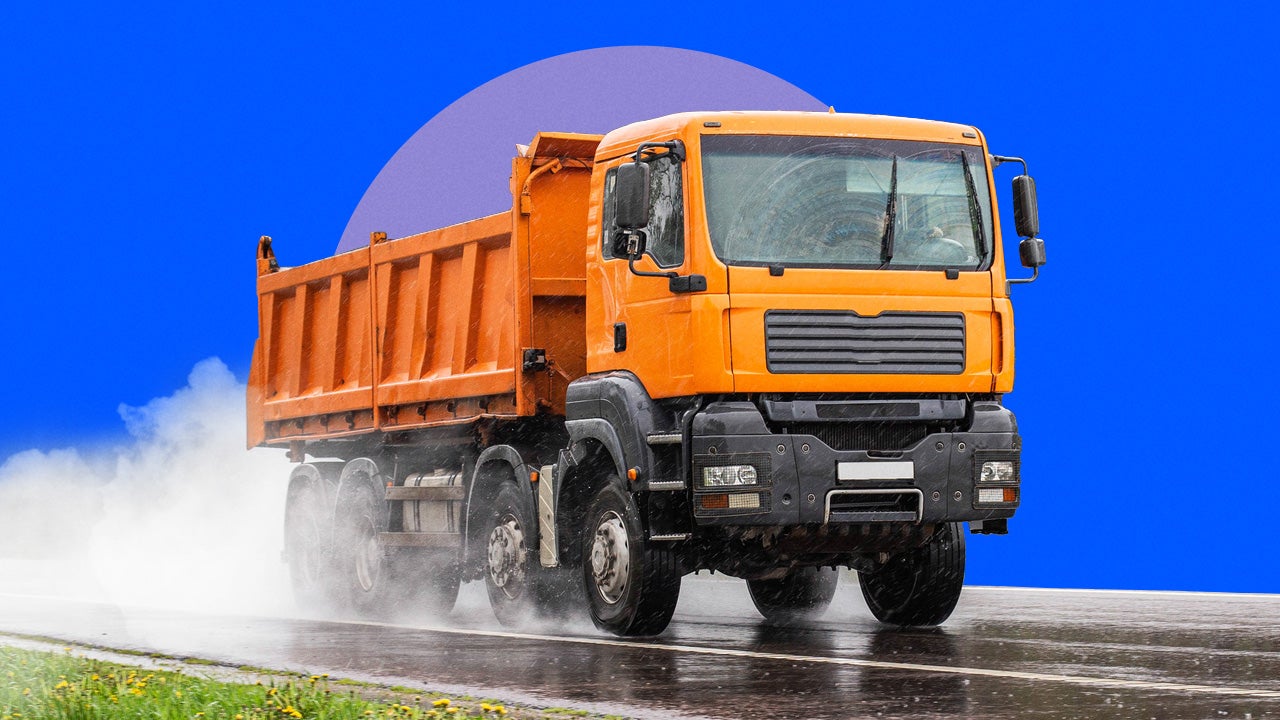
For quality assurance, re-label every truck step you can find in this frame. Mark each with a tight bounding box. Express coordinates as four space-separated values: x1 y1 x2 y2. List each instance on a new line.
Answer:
647 480 687 491
645 433 682 445
385 486 466 501
648 533 691 542
378 532 462 548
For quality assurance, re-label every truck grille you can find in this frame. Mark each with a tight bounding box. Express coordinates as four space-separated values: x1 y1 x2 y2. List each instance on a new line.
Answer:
788 422 930 452
765 310 965 375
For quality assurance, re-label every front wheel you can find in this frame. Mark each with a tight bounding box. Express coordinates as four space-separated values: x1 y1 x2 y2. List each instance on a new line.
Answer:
858 522 965 626
748 567 839 625
582 480 680 636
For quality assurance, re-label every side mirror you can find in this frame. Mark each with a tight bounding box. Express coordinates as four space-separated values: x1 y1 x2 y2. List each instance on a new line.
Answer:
615 162 651 230
609 228 648 260
1019 237 1046 269
1012 175 1039 239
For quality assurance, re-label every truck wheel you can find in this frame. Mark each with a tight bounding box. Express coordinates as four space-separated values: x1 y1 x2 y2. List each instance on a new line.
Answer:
582 480 680 636
484 484 539 626
747 567 839 625
284 480 336 614
333 481 390 617
858 522 965 626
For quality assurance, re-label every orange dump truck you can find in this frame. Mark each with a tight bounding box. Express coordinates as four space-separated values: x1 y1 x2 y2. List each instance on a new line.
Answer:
249 111 1046 636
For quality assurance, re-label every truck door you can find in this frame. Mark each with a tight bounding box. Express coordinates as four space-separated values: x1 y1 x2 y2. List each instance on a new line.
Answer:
589 150 730 398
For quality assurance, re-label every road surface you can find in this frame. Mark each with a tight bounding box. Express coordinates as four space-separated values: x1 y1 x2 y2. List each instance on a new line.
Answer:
1 573 1277 719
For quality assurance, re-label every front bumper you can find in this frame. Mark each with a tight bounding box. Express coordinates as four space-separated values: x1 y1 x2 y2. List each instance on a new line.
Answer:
688 400 1021 526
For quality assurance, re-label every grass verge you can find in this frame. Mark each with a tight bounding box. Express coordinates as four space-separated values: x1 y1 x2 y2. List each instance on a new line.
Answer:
1 645 611 720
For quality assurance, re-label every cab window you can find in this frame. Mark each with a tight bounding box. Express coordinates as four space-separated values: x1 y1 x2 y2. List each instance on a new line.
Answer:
601 155 684 268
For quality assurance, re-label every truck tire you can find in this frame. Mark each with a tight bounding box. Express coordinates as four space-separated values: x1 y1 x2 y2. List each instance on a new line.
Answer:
484 483 539 626
332 480 390 617
284 480 337 614
747 567 839 625
582 480 680 636
858 522 965 626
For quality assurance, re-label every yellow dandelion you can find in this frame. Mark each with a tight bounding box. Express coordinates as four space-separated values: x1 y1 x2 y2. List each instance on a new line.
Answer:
481 704 493 712
22 689 30 696
55 680 70 690
432 698 451 708
174 690 182 698
91 674 100 681
496 707 507 716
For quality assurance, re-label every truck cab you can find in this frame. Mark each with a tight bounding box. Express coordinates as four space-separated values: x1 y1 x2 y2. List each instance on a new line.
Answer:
559 111 1041 633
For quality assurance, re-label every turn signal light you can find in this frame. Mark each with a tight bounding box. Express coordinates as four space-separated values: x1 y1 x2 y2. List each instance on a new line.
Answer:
977 487 1019 504
699 494 729 510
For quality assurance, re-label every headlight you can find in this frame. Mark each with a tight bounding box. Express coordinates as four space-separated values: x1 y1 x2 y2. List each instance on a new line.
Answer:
979 460 1015 484
702 464 759 487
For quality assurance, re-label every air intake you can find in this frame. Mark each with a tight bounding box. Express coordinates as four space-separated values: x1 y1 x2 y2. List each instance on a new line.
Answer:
765 310 965 374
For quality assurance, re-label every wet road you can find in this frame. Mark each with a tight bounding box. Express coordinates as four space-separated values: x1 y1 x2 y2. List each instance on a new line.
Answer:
1 575 1278 719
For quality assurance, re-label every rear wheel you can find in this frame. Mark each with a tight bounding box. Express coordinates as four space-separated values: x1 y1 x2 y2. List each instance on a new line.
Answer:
859 522 965 626
284 480 336 614
582 480 680 636
748 567 839 625
333 480 390 617
484 484 539 626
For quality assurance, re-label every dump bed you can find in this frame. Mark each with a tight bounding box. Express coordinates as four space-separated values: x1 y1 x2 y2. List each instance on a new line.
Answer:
247 132 601 449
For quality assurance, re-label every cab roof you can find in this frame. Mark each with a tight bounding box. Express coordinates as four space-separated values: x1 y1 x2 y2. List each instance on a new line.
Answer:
595 111 985 162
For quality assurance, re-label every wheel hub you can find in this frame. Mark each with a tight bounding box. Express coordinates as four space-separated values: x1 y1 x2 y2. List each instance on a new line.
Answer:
487 515 525 594
354 521 379 593
590 511 630 604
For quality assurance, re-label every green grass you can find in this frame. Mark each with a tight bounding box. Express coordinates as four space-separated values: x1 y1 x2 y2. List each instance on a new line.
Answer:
0 646 518 720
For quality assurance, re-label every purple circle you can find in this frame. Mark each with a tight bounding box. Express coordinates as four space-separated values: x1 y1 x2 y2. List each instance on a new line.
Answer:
337 46 824 252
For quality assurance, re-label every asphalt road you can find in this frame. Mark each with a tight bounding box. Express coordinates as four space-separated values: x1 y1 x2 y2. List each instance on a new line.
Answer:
1 573 1278 719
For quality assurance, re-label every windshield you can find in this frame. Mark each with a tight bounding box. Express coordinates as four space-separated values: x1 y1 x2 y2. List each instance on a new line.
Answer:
702 135 993 269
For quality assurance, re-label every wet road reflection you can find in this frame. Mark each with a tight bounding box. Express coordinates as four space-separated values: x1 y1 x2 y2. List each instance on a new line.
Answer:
1 576 1278 719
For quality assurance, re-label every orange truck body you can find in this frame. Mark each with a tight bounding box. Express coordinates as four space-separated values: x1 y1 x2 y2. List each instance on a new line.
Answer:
250 111 1039 636
248 132 599 451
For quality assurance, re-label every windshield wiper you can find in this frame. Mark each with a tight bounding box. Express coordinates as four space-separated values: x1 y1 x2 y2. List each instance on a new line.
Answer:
879 155 898 267
960 150 988 261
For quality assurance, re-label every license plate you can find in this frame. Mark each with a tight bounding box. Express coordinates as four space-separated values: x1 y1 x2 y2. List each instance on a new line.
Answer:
836 461 914 481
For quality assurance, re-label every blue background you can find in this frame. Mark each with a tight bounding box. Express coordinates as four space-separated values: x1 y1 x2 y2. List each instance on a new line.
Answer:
3 3 1277 592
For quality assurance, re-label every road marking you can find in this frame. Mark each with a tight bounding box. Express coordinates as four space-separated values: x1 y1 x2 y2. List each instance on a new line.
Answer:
338 619 1280 701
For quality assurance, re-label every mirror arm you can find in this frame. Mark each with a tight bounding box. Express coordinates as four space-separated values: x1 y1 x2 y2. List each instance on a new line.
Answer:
1007 265 1039 286
634 140 686 164
991 154 1029 174
627 257 677 280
